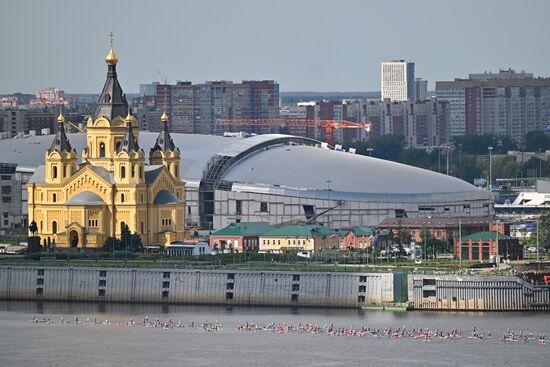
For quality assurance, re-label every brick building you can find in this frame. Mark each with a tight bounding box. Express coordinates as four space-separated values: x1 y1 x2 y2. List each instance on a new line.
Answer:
378 217 495 248
338 227 375 251
209 222 272 252
454 231 522 262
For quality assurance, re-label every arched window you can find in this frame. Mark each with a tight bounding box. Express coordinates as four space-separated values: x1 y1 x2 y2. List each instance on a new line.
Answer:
120 221 126 234
131 164 135 177
52 166 58 179
40 221 43 231
121 193 125 203
99 142 105 157
175 165 179 178
140 222 144 234
121 165 126 179
139 166 143 179
52 221 57 234
52 193 57 203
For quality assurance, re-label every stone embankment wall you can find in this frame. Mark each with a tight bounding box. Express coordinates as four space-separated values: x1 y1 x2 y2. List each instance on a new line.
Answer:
0 266 395 308
408 275 550 311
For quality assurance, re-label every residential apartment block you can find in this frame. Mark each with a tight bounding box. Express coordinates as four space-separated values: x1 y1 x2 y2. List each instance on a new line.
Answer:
0 109 57 136
0 163 33 229
279 98 449 147
381 60 415 102
135 80 279 134
436 69 550 140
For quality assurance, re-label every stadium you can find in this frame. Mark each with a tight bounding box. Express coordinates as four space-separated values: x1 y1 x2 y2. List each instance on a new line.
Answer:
0 132 493 230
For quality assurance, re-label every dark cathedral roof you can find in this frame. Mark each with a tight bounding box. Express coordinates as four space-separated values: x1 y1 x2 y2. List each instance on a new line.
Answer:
150 114 178 154
48 114 73 154
117 115 140 153
93 63 129 121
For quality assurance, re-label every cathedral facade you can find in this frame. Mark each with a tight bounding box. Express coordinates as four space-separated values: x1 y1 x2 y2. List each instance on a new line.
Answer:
27 40 186 249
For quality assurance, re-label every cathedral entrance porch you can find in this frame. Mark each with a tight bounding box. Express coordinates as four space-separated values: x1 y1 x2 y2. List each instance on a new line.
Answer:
69 230 79 248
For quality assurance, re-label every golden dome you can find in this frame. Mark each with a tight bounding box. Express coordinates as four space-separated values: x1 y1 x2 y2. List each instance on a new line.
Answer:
105 47 118 65
57 111 65 124
125 109 133 124
105 32 118 65
160 111 169 123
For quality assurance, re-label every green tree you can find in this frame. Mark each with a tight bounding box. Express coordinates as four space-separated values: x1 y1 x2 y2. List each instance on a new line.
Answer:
394 229 412 258
370 134 405 161
538 212 550 250
525 130 550 152
523 157 550 178
452 134 516 155
103 224 143 252
342 140 371 156
395 229 412 245
128 231 143 252
400 148 432 169
459 155 486 185
491 156 519 182
419 229 449 258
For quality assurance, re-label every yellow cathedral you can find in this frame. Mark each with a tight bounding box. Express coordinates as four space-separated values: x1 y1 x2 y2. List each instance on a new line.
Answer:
27 38 186 249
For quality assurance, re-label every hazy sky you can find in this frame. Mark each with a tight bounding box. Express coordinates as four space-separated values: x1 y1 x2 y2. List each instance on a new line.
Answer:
2 0 549 93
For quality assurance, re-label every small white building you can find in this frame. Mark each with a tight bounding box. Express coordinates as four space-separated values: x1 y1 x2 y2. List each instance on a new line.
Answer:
166 241 212 257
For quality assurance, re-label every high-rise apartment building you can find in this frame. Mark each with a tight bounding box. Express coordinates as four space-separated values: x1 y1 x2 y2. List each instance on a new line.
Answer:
0 109 57 136
381 60 415 101
414 78 428 101
170 81 194 133
436 69 550 140
134 80 279 135
279 98 448 147
139 82 160 97
358 99 448 147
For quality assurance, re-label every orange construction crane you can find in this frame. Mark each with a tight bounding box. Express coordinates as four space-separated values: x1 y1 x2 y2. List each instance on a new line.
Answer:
217 119 371 146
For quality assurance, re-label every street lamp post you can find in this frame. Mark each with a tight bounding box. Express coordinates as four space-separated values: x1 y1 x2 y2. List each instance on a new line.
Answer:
446 145 450 175
458 144 463 179
539 149 543 179
458 217 462 272
488 146 494 190
495 220 499 266
438 145 441 173
423 226 427 261
326 180 332 228
537 219 540 270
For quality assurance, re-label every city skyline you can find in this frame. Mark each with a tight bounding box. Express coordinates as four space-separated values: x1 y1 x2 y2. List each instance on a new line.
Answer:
1 0 550 94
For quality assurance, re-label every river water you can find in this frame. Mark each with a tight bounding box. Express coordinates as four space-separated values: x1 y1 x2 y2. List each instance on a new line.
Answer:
0 301 549 367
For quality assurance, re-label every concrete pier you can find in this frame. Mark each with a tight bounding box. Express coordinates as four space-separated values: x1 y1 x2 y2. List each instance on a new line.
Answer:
408 274 550 311
3 266 549 311
0 266 394 308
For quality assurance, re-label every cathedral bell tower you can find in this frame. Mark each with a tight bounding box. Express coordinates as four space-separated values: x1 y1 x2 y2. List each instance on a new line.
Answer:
45 111 77 183
82 33 138 172
114 109 145 184
149 112 181 179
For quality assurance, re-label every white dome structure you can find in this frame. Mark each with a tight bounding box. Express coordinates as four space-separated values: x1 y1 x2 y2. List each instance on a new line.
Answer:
3 132 493 230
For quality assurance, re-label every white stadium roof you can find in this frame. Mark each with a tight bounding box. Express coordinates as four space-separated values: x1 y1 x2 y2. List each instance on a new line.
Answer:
0 132 491 202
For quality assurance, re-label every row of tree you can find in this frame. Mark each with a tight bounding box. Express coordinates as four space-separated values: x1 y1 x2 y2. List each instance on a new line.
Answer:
103 224 143 252
346 132 549 185
393 229 449 259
